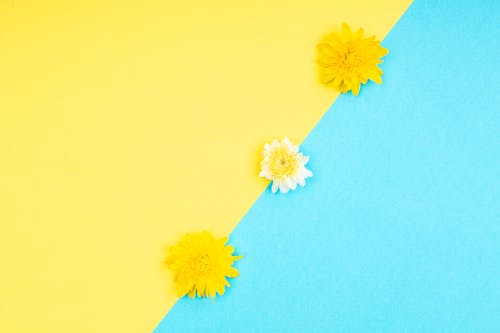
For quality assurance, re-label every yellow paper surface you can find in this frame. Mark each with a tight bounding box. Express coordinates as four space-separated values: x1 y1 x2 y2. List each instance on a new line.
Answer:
0 0 412 331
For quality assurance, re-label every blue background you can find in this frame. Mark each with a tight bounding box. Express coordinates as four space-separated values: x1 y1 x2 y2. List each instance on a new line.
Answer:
155 0 499 331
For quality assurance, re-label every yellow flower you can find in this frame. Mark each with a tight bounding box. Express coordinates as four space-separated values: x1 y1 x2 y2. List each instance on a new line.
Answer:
259 138 313 194
317 23 388 96
166 231 241 298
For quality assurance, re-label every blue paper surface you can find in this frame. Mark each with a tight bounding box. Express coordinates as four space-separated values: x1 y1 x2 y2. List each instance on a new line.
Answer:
155 0 500 331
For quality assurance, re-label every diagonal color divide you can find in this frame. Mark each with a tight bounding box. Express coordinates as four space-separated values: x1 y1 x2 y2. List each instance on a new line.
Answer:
0 1 412 332
156 0 500 331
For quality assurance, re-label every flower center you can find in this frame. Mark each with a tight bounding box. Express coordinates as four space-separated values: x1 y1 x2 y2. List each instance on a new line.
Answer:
342 45 362 70
269 148 299 179
192 254 211 274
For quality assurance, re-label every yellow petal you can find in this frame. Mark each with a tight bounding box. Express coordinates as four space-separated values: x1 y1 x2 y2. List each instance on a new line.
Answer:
341 23 352 42
354 28 364 40
226 267 240 278
352 82 361 96
371 74 383 84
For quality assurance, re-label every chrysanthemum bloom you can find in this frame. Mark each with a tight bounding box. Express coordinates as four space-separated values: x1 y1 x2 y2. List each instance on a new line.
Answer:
317 23 389 96
259 138 313 194
166 231 241 298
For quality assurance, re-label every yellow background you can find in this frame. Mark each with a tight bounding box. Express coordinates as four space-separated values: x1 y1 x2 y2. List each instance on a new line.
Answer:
0 0 412 332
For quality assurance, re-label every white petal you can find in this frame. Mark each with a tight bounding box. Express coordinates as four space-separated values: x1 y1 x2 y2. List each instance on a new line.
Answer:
302 167 313 178
259 170 271 179
279 182 289 194
301 155 310 164
296 177 306 187
271 182 279 193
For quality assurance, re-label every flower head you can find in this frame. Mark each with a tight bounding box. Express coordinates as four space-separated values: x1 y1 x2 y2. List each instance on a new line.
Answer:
259 138 312 194
317 23 388 96
166 231 241 298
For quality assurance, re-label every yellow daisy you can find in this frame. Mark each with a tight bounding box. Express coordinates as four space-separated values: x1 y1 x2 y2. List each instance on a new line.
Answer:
317 23 388 96
166 231 241 298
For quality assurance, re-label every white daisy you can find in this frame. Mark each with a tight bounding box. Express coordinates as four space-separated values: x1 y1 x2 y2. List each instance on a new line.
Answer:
259 138 313 194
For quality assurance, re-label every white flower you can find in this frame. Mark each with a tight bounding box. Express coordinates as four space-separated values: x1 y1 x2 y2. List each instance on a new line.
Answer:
259 138 313 194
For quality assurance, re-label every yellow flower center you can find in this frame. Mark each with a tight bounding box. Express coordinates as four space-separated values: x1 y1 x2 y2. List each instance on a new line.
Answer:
269 148 299 179
342 45 362 72
191 253 211 275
